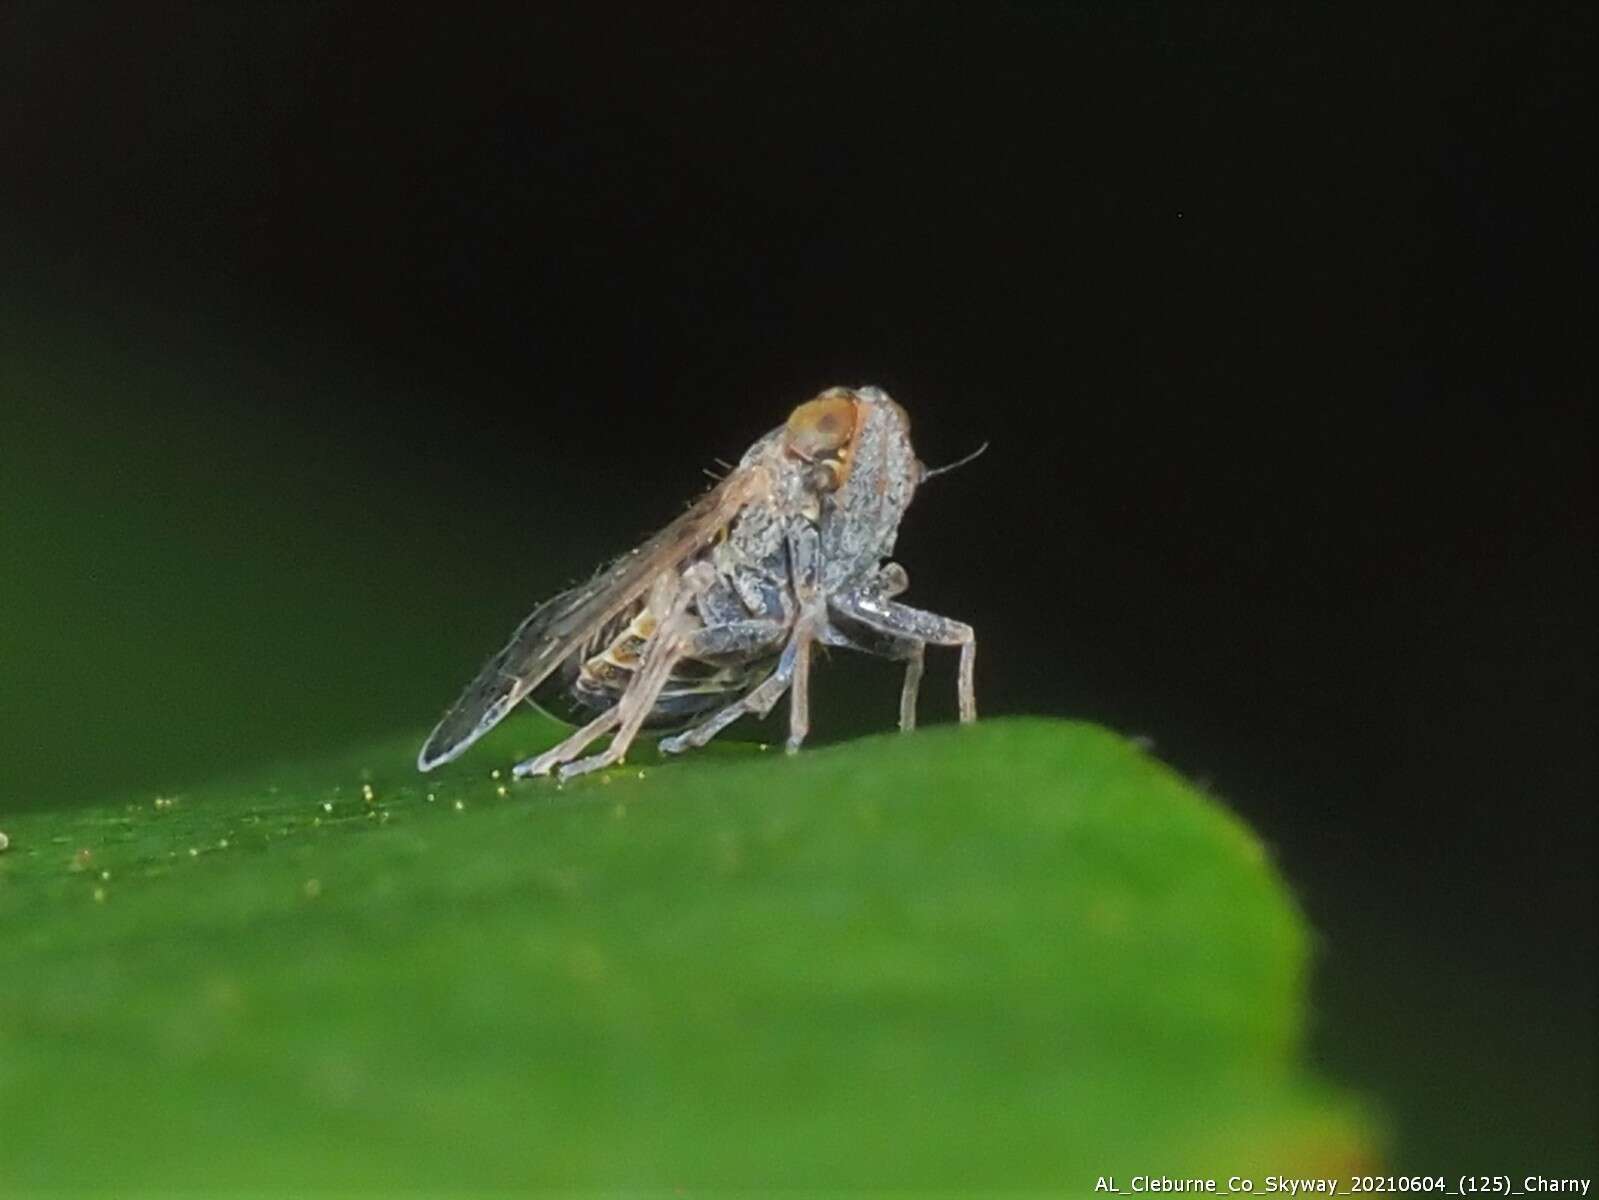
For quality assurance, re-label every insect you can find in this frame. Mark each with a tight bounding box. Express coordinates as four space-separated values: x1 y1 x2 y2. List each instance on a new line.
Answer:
417 385 978 781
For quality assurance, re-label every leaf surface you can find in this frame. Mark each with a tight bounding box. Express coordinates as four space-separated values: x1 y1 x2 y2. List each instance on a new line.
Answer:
0 717 1373 1189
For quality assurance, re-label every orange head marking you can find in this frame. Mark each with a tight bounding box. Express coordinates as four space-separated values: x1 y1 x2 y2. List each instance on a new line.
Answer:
783 388 862 490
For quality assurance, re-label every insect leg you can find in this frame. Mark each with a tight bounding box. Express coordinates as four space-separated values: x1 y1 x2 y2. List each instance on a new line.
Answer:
657 629 802 755
511 573 692 778
819 563 925 731
819 621 925 731
828 591 977 724
861 563 925 731
785 620 816 754
780 523 826 754
897 642 926 732
558 564 717 781
689 618 791 658
875 562 910 600
511 706 620 778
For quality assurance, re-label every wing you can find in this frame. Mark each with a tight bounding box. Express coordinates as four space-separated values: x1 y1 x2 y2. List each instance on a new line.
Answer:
416 464 770 771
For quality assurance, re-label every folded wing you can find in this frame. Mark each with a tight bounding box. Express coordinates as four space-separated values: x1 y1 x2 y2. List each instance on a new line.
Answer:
416 466 767 770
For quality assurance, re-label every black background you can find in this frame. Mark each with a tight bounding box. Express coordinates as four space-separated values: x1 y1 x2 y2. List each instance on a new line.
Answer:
3 2 1592 1164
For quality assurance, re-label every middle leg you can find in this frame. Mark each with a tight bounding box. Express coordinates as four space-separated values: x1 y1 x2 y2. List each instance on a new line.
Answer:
657 627 802 756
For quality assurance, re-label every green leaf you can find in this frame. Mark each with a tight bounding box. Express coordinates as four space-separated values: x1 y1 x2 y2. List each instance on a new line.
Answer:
0 717 1373 1190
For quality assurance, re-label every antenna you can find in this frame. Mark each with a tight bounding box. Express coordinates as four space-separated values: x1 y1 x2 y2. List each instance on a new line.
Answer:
921 441 990 482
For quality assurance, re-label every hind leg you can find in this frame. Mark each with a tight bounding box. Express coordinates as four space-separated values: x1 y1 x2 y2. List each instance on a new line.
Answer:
514 565 711 779
512 707 621 778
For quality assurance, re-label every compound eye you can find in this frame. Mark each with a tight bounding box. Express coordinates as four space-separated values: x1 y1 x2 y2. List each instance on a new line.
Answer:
784 390 859 463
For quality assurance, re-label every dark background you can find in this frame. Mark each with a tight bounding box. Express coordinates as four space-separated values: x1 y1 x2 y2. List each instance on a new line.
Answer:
2 2 1591 1167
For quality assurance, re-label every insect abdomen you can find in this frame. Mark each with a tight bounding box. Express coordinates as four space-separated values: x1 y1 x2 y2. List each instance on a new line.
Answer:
529 596 764 732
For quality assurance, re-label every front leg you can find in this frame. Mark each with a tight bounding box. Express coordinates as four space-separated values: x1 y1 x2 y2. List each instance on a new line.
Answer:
829 586 976 725
842 562 925 732
896 642 926 733
818 616 925 732
820 563 926 731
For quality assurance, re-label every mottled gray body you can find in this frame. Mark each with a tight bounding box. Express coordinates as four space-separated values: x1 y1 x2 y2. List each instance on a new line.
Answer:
417 385 976 780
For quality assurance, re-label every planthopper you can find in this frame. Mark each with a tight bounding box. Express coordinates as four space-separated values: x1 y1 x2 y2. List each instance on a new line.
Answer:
418 386 979 781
